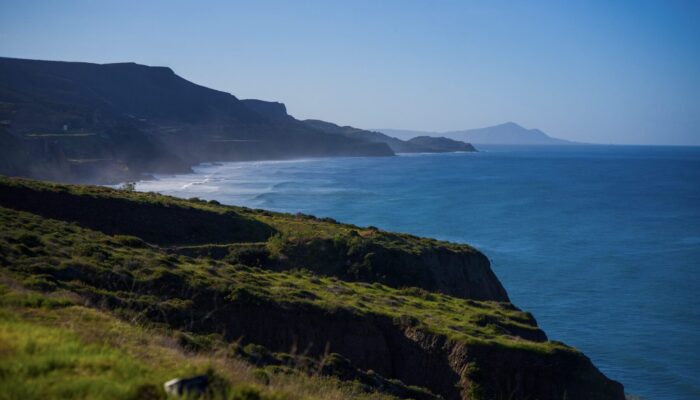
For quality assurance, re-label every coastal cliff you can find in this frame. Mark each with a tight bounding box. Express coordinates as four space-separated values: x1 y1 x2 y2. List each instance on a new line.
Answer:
0 176 624 399
0 57 395 183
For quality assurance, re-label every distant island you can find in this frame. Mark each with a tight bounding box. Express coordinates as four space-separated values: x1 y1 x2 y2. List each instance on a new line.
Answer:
0 57 474 184
379 122 577 145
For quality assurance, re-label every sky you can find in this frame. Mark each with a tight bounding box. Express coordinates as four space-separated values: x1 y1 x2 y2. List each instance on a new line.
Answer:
1 1 699 145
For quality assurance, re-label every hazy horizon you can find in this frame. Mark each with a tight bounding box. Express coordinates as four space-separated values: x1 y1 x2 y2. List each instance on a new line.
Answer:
1 1 698 145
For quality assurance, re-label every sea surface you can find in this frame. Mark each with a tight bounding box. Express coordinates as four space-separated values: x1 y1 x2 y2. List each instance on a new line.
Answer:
136 145 700 399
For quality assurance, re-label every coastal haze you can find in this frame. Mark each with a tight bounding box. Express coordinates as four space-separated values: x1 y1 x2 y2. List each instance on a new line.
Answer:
3 2 699 146
1 1 699 400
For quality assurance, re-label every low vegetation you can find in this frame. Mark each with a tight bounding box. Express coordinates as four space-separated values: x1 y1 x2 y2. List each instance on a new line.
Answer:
0 176 622 400
0 205 551 351
0 281 405 400
0 176 503 300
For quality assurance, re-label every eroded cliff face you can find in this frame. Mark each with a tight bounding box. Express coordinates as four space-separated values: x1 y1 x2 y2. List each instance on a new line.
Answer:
160 297 623 400
416 248 509 302
0 178 508 302
0 177 625 400
275 238 510 302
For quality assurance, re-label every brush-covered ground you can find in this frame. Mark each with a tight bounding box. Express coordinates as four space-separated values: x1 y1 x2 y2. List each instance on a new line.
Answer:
0 278 434 400
0 177 624 400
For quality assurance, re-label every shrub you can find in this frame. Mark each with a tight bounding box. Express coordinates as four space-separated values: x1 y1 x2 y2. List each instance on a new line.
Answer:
251 368 270 385
265 234 287 258
176 332 219 353
113 235 147 248
226 246 270 267
230 386 264 400
17 233 42 248
21 275 57 292
398 287 436 301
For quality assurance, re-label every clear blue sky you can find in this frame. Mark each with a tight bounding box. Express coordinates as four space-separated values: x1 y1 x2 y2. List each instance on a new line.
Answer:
1 1 699 145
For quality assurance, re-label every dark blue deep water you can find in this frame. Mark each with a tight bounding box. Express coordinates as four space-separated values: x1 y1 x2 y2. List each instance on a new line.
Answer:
137 145 700 399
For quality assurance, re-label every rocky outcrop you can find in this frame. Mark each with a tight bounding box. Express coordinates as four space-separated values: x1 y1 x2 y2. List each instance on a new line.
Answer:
275 237 509 301
414 247 509 301
241 99 291 121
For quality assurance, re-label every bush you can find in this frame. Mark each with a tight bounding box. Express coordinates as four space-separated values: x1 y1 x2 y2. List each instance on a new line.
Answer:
176 332 219 353
226 245 270 267
17 233 42 248
398 287 436 301
265 234 287 258
113 235 147 248
251 368 270 385
22 275 57 292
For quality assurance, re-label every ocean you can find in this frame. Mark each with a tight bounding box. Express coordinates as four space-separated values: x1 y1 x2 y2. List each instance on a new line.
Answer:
136 145 700 399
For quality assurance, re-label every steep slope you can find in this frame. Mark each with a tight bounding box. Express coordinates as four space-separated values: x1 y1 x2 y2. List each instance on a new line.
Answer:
305 119 475 153
0 176 625 400
0 177 507 301
0 57 393 183
0 281 415 400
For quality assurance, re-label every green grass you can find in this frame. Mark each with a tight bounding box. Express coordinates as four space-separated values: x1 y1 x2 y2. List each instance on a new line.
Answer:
0 176 475 254
0 314 162 399
0 176 497 299
0 283 403 400
0 205 561 353
0 176 617 400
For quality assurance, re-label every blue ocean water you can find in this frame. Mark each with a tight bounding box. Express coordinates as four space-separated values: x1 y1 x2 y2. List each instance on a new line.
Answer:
137 145 700 399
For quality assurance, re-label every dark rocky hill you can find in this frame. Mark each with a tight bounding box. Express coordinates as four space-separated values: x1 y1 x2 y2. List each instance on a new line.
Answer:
304 119 476 153
0 57 393 183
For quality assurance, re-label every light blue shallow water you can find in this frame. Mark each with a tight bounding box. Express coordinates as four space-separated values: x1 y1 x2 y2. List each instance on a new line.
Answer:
137 145 700 399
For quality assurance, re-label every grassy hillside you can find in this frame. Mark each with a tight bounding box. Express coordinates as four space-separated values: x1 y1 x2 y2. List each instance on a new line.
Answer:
0 177 508 301
0 176 624 399
0 281 410 400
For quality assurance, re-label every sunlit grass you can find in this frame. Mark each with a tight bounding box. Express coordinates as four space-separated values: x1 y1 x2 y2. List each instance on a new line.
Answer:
0 204 561 354
0 284 400 400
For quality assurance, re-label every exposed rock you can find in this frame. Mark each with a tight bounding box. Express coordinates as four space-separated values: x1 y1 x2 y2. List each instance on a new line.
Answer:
274 237 509 301
163 375 209 397
184 299 624 400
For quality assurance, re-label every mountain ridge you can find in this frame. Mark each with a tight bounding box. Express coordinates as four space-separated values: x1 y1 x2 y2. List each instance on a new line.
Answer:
0 56 484 184
0 56 393 183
